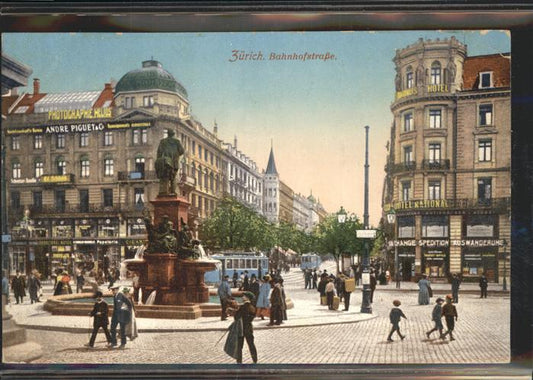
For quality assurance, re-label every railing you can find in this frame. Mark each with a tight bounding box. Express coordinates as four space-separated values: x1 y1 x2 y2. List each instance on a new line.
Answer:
118 170 157 181
390 161 416 173
421 159 451 170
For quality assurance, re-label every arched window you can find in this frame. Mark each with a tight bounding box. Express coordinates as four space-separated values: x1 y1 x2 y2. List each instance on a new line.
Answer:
430 61 441 85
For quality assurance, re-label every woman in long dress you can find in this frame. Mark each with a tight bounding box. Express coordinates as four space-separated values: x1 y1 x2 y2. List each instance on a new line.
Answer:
123 288 138 341
255 276 271 320
418 274 431 305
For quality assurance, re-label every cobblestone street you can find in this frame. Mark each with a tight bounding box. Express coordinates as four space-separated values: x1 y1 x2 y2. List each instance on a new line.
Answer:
17 263 510 365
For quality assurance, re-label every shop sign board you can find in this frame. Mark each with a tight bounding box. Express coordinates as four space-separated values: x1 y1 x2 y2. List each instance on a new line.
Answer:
6 120 153 135
356 230 376 238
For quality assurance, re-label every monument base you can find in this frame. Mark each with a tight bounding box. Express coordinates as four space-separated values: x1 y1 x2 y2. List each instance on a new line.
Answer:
151 195 190 232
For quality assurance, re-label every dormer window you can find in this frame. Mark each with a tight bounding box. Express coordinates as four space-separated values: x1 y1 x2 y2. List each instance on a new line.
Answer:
479 72 493 89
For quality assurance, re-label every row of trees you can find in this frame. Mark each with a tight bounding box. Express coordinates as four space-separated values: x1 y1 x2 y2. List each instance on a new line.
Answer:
199 197 378 272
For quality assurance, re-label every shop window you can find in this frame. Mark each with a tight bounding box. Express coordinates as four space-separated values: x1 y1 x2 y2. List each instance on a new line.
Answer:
477 178 492 205
99 218 118 237
479 72 493 89
11 136 20 150
103 189 113 208
104 131 114 146
429 109 442 129
33 191 42 212
80 132 89 147
478 139 492 162
398 216 415 238
403 112 413 132
428 180 441 200
55 190 66 213
34 134 43 149
104 158 114 176
128 218 146 236
34 160 44 178
12 162 21 179
56 133 65 149
430 61 441 85
79 189 89 213
80 158 90 178
422 215 449 237
479 104 493 126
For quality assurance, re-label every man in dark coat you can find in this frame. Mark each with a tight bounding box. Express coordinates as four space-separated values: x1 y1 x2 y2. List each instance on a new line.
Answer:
387 299 407 341
242 271 250 291
312 269 318 289
234 291 258 364
248 274 260 306
11 271 26 304
441 294 458 341
268 279 283 326
86 291 112 348
479 275 488 298
370 272 377 303
451 273 461 303
27 272 41 304
232 272 239 288
339 275 352 311
109 285 133 348
218 275 232 320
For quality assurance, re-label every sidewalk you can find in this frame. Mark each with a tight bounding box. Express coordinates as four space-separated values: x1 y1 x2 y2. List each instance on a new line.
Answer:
373 280 509 295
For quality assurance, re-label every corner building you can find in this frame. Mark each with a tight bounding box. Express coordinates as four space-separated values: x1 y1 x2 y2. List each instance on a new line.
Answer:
383 37 510 283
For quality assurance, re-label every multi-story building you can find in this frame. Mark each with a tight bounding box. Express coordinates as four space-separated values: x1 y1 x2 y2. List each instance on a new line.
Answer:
293 193 311 231
383 37 510 283
221 136 263 214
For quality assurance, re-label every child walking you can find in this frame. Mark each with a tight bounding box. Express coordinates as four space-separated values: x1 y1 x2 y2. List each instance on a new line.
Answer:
86 290 112 348
426 297 444 339
387 299 407 342
441 294 458 341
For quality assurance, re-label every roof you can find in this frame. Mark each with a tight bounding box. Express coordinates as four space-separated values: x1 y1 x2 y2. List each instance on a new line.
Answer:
115 60 188 99
265 146 278 175
462 53 510 90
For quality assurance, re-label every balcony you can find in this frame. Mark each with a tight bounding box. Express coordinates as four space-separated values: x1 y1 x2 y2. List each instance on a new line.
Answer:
118 170 157 182
422 159 450 171
390 161 416 174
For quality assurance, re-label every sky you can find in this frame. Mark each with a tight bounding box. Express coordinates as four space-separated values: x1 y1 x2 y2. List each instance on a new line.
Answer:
2 31 510 226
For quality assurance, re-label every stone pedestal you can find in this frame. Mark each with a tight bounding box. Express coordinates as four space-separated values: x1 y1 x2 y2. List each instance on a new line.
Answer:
151 195 190 232
176 259 217 304
139 253 179 304
2 294 43 362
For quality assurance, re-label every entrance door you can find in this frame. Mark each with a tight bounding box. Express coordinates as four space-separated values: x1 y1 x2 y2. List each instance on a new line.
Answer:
401 259 412 281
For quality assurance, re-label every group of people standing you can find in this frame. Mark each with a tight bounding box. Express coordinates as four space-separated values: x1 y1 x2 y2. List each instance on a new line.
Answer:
316 270 355 311
3 270 43 304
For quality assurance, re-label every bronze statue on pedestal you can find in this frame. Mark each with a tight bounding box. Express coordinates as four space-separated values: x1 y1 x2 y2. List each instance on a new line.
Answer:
155 129 185 196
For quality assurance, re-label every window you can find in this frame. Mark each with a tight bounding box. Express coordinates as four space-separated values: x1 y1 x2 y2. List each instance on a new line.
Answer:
428 180 441 200
135 157 145 175
210 152 214 165
125 97 135 109
132 129 148 145
11 136 20 150
55 190 66 212
34 161 44 178
80 132 89 147
80 157 90 178
428 143 441 162
403 112 413 132
11 191 21 209
422 215 448 238
204 172 208 189
477 178 492 205
429 109 442 129
104 131 114 146
34 134 43 149
479 104 493 126
79 190 89 213
479 72 493 89
192 141 196 155
143 96 154 107
103 189 113 207
198 145 202 159
33 191 42 211
104 158 114 176
134 188 145 209
198 167 203 187
406 68 414 89
204 149 208 162
401 181 411 201
478 139 492 162
12 162 21 179
56 133 65 149
56 157 66 175
403 145 413 164
430 61 441 85
163 129 168 139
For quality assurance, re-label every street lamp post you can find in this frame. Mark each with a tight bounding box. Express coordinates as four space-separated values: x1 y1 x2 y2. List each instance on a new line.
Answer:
360 125 372 314
387 208 399 289
337 207 347 275
502 239 508 291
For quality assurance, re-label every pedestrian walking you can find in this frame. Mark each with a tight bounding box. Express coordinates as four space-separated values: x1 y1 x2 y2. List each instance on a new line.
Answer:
312 269 318 289
218 275 233 321
395 271 401 289
325 277 336 310
279 278 288 321
304 270 311 289
418 274 431 305
334 274 343 302
451 273 461 303
249 274 260 306
370 272 377 303
268 278 283 326
76 267 85 294
224 291 258 364
85 290 112 348
387 299 407 342
107 268 115 290
11 271 26 304
109 284 133 349
342 275 355 311
27 271 41 304
255 275 271 320
2 270 10 305
123 288 138 341
479 274 488 298
132 272 140 304
426 297 444 339
242 271 250 291
232 272 239 288
441 294 458 341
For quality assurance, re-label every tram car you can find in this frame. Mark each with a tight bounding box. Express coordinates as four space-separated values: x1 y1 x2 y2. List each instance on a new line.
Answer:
300 253 321 271
204 251 269 286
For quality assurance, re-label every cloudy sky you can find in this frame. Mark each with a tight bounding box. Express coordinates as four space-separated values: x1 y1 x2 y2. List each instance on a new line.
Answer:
2 30 510 225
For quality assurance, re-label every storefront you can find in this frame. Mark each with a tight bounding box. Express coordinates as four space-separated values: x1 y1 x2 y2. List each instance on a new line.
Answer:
76 218 97 238
397 248 415 281
127 217 146 236
422 247 449 278
52 219 74 238
461 246 498 282
98 218 119 237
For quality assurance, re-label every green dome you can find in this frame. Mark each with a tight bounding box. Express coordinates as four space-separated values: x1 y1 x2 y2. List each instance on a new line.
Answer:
115 60 188 99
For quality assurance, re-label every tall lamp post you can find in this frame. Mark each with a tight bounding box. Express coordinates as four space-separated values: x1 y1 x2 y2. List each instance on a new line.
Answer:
360 125 372 314
337 207 347 275
502 239 508 291
387 208 399 288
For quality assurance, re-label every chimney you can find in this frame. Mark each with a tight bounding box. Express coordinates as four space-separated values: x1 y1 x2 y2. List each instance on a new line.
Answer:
234 135 237 149
33 78 40 95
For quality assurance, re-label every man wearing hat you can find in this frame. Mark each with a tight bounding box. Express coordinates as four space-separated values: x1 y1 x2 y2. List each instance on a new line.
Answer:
109 284 133 348
234 291 258 364
426 297 445 339
218 275 232 321
86 290 111 348
441 295 458 341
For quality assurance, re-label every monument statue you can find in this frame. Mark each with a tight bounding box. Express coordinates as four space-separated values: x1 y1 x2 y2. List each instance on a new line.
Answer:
155 129 185 195
143 214 178 254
